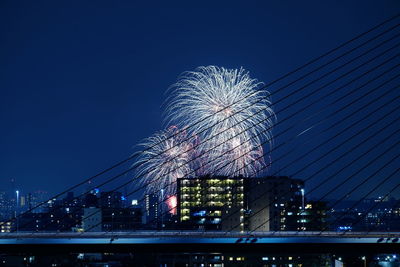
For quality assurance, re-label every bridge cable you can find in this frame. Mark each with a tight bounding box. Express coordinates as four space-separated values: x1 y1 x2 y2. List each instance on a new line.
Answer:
215 82 400 234
72 49 400 234
317 167 400 235
86 64 400 234
245 111 400 232
8 14 400 225
15 26 400 233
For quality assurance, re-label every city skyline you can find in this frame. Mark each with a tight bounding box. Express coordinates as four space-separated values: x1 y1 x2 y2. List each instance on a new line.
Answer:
2 175 399 233
1 1 399 195
1 2 399 266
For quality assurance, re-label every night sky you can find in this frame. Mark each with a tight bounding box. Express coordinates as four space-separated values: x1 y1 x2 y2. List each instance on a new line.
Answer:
1 1 399 202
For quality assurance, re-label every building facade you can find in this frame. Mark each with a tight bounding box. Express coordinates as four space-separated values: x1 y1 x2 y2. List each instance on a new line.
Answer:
177 176 305 232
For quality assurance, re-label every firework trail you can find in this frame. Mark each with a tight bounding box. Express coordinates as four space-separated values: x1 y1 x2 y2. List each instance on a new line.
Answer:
166 66 275 177
135 126 196 197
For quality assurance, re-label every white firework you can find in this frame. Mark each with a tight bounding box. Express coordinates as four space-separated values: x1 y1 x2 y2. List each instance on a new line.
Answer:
135 126 195 197
166 66 275 177
207 134 266 177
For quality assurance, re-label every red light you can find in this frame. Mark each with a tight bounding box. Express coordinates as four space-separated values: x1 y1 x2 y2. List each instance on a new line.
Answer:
166 195 177 215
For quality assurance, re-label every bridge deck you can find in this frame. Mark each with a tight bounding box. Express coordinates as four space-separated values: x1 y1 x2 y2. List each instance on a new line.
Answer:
1 231 399 253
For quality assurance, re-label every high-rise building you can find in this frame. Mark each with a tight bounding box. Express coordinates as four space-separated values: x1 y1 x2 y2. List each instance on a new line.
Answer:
246 176 304 231
285 200 328 231
177 176 245 231
177 176 304 232
143 193 159 228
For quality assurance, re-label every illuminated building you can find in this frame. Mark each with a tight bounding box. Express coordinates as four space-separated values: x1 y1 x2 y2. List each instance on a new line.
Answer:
143 193 159 228
285 200 328 231
177 176 304 231
177 176 245 231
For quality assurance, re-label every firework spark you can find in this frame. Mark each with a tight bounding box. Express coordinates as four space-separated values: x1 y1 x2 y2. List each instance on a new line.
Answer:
136 66 275 199
135 126 195 197
166 66 275 177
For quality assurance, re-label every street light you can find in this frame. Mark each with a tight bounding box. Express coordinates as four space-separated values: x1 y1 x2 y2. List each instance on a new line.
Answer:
15 190 19 209
111 212 114 234
161 189 164 229
15 190 19 232
300 188 305 231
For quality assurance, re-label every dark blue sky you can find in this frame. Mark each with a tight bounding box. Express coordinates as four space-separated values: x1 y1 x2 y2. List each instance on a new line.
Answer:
1 1 399 201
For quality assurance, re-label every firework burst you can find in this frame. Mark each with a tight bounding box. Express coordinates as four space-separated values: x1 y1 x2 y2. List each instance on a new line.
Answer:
135 126 196 197
166 66 275 177
136 66 275 199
